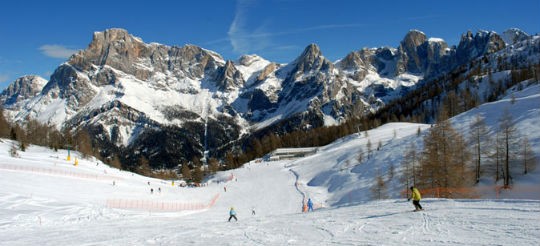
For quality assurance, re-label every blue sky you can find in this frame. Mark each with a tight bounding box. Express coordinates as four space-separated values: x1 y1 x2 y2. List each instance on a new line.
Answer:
1 0 539 89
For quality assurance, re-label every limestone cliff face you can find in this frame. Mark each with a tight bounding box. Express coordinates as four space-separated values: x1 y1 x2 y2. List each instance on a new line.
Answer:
456 30 506 65
1 27 533 169
0 75 47 107
398 30 427 74
69 28 225 84
215 60 244 91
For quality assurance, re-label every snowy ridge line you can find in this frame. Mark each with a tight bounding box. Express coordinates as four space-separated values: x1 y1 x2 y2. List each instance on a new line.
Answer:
0 163 122 181
106 193 220 212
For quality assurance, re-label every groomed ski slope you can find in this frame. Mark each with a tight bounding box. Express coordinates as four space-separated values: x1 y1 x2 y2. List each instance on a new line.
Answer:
1 137 539 245
1 83 539 245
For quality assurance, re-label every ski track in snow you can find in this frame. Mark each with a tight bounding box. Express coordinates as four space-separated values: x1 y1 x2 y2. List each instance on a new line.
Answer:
1 141 539 245
1 81 540 246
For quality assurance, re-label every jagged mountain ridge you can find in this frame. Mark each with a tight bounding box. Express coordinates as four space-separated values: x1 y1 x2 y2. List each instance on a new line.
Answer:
1 28 534 168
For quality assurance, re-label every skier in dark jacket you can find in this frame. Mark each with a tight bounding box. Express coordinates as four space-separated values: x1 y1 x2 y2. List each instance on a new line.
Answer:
307 198 314 212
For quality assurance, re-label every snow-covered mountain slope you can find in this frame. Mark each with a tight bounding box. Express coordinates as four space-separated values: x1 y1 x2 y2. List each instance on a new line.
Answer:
291 82 540 207
1 113 539 246
2 82 539 245
1 28 537 168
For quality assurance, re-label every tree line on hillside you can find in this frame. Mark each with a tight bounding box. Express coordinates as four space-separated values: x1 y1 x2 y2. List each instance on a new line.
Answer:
398 108 536 199
228 62 539 172
1 56 538 182
0 108 218 183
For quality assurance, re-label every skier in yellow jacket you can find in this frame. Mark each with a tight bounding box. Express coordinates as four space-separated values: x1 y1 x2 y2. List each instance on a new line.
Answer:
408 186 423 211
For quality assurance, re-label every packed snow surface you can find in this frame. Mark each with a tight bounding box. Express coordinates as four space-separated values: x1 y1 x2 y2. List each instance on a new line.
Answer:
1 83 539 245
1 130 539 245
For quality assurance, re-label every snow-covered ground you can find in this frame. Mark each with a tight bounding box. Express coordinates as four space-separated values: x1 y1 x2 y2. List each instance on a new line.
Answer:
0 141 539 245
1 83 539 245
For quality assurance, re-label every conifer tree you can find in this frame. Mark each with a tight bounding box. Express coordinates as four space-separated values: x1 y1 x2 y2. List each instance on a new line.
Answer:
418 109 472 197
498 109 518 187
469 114 490 183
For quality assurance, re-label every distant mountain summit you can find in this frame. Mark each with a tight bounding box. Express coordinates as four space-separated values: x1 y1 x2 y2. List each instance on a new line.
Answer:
501 28 530 44
1 75 47 106
1 27 536 168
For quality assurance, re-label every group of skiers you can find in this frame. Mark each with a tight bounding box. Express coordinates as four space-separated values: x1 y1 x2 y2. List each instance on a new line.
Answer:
302 198 314 212
227 187 424 221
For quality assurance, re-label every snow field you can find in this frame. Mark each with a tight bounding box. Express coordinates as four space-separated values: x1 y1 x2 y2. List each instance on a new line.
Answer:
0 82 539 245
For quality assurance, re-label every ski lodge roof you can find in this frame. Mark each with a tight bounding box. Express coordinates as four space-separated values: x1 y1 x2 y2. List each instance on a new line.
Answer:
266 147 319 161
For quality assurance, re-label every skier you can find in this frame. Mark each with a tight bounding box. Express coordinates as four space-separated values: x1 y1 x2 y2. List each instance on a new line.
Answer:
408 186 423 211
307 198 314 212
150 188 154 194
228 207 238 222
252 207 256 215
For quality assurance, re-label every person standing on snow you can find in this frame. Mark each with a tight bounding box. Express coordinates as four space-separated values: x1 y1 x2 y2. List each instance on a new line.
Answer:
408 186 423 211
307 198 314 212
228 207 238 222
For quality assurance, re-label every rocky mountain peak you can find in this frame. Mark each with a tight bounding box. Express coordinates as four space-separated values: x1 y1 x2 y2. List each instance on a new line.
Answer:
502 28 530 44
290 44 332 75
399 29 428 73
456 30 506 65
402 30 427 48
238 54 263 66
301 43 322 59
0 75 47 106
338 51 364 71
215 60 244 91
69 28 149 73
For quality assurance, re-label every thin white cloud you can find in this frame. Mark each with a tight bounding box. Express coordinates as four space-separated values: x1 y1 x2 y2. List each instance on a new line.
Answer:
227 0 368 55
228 0 271 54
39 45 77 59
0 73 9 83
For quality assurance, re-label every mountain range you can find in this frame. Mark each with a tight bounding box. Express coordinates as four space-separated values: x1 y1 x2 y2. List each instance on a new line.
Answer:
1 27 537 168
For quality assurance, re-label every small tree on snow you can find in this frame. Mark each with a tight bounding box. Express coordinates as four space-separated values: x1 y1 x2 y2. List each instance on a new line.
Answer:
371 174 388 200
367 139 372 158
356 147 364 164
522 137 536 174
10 144 19 157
